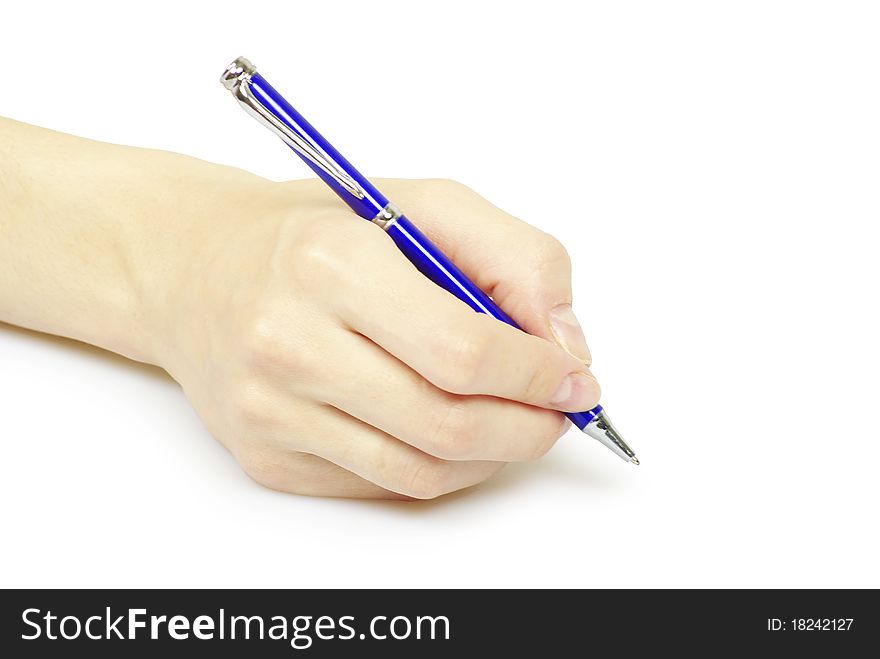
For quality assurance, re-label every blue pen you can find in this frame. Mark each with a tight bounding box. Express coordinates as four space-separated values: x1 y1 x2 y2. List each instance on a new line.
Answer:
220 57 638 465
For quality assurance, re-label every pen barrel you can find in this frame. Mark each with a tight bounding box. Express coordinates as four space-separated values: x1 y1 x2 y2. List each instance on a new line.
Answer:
387 217 602 431
387 216 516 323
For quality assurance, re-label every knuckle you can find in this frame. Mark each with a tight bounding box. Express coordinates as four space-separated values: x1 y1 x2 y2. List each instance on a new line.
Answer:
428 399 479 459
436 333 490 393
240 314 283 366
534 232 571 269
229 378 275 425
299 242 338 276
240 312 319 376
400 458 452 500
291 223 347 278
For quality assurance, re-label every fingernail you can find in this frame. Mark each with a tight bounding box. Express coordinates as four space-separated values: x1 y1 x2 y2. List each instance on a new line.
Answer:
549 303 592 365
550 372 601 410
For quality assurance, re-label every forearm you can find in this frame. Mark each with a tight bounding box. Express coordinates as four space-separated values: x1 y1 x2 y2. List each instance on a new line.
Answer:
0 117 265 364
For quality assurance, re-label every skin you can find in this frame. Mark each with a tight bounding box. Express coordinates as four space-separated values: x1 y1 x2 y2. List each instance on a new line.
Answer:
0 117 600 500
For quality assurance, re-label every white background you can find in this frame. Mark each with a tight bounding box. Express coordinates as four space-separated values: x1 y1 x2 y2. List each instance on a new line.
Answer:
1 1 878 588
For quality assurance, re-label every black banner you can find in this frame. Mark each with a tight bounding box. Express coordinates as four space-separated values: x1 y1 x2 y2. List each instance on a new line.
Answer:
1 589 875 656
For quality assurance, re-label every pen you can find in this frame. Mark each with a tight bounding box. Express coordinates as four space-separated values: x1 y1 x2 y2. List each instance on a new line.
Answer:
220 57 638 465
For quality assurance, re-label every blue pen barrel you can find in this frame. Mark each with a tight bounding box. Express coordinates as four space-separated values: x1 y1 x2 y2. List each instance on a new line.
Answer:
387 217 515 323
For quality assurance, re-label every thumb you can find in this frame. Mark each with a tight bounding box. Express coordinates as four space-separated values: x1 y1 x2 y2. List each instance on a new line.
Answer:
378 178 592 365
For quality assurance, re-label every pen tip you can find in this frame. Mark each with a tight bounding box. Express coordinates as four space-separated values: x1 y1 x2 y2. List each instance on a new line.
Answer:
630 457 640 465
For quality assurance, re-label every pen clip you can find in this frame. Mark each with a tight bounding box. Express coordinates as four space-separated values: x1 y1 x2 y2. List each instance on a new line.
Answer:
220 57 366 200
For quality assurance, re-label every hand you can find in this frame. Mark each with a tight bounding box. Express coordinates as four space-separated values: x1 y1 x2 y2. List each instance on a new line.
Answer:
0 119 598 500
156 178 599 499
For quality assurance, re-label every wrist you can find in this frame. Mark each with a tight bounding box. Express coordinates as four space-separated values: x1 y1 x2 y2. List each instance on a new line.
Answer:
0 119 279 370
125 158 276 369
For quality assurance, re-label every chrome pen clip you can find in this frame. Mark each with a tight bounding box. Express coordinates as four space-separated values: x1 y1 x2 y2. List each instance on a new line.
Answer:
220 57 366 200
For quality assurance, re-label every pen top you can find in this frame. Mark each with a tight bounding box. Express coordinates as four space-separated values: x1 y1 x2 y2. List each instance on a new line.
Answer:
220 56 256 92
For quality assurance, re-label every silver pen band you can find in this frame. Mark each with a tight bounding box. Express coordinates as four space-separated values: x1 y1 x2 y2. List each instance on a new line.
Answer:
372 203 401 230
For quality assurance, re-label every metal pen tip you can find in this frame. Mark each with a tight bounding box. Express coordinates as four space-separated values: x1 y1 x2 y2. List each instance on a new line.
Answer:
582 409 638 464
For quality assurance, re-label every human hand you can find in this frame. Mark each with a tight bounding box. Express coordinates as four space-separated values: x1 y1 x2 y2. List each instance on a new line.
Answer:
0 120 598 500
154 177 599 499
